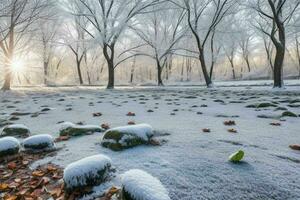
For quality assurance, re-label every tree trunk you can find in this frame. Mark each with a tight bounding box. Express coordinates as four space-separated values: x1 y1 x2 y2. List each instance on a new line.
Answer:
199 49 213 87
156 58 163 86
44 61 49 85
2 61 11 91
295 37 300 79
273 46 285 88
230 60 236 80
76 58 83 85
107 61 114 89
103 44 115 89
245 57 251 72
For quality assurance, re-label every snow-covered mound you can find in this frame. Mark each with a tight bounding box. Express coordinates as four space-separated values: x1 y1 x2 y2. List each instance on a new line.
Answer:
23 134 55 151
121 169 171 200
0 137 20 157
59 122 103 137
101 124 154 151
1 124 30 138
63 154 112 192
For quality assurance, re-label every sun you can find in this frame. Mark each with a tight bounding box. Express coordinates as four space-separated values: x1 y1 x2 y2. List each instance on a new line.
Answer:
11 59 25 73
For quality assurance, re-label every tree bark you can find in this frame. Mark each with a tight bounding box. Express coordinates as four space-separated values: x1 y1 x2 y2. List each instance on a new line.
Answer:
273 46 285 87
230 60 236 80
199 49 213 87
2 60 11 90
156 59 163 86
103 44 115 89
76 57 83 85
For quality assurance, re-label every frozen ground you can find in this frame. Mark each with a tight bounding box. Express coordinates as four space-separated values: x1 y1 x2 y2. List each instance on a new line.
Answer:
0 84 300 200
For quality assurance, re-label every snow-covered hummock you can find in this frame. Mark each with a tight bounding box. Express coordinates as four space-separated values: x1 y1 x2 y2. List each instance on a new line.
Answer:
63 154 112 192
102 124 154 151
109 124 153 141
121 169 171 200
0 137 20 157
59 122 103 137
1 124 30 137
23 134 55 151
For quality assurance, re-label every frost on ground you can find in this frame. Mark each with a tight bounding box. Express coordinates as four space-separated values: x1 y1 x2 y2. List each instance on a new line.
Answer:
122 169 171 200
0 85 300 199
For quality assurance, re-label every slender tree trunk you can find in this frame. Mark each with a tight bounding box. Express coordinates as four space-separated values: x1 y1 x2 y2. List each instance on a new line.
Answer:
1 28 14 91
130 56 136 84
44 61 49 85
245 57 251 72
156 60 163 86
76 58 83 85
103 44 115 89
295 37 300 79
107 61 114 89
199 49 212 87
2 59 12 90
273 46 285 87
229 60 236 80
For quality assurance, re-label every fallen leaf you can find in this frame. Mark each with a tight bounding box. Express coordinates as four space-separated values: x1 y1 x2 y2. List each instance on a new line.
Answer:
126 112 136 116
270 122 281 126
14 178 21 183
127 121 135 125
47 165 57 172
32 170 45 177
289 144 300 151
228 128 238 133
4 195 18 200
0 183 9 191
93 112 102 117
101 123 110 130
224 120 236 126
7 162 17 170
202 128 211 133
49 187 62 198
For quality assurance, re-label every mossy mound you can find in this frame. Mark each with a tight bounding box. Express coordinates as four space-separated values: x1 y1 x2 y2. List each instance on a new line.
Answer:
282 111 298 118
0 137 20 158
1 124 30 138
59 122 103 137
102 124 153 151
246 102 277 109
63 155 112 193
23 134 55 152
121 169 171 200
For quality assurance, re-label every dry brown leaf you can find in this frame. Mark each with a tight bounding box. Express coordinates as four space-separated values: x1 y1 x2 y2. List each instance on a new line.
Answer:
49 187 62 198
32 170 45 177
7 162 17 170
0 183 9 190
4 195 18 200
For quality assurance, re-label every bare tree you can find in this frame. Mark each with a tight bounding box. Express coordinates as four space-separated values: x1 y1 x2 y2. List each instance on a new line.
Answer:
0 0 49 90
71 0 162 89
251 0 300 88
171 0 237 87
132 6 186 86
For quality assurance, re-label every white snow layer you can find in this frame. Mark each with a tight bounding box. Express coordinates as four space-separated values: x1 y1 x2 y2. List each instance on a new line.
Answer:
22 134 55 148
122 169 171 200
0 137 20 152
2 124 29 131
63 154 112 188
108 124 153 140
60 122 102 131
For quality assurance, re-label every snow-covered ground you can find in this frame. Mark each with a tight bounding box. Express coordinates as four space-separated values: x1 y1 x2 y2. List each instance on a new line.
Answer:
1 84 300 200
